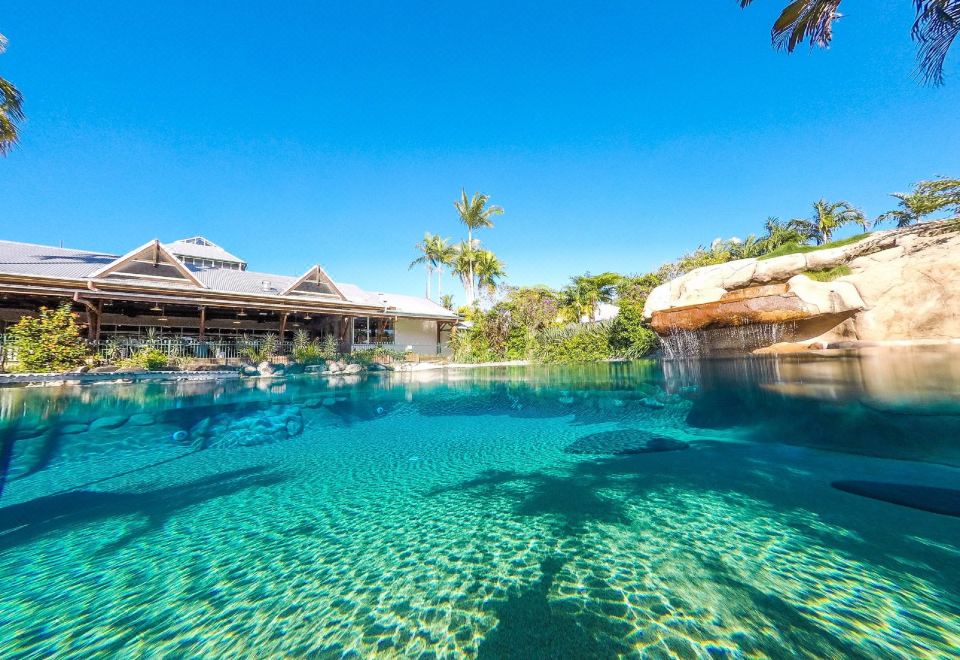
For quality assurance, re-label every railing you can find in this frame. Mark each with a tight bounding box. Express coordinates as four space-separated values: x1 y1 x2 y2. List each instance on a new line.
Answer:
0 334 451 367
89 338 297 362
351 342 449 357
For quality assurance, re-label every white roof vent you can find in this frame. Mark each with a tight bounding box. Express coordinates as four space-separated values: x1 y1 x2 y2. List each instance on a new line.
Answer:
261 280 273 291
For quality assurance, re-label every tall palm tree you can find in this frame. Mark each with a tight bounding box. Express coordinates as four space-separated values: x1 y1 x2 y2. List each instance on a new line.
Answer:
876 177 960 227
409 233 439 298
738 0 960 85
474 250 507 300
452 240 479 306
432 235 458 299
790 199 868 245
0 34 25 155
454 190 503 304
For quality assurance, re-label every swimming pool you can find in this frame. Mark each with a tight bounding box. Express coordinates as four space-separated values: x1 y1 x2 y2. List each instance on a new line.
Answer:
1 353 958 657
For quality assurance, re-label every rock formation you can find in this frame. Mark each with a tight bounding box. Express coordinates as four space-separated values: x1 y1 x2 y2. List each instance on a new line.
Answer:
644 219 960 354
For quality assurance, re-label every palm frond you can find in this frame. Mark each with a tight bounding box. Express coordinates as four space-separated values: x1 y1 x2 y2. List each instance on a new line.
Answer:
912 0 960 85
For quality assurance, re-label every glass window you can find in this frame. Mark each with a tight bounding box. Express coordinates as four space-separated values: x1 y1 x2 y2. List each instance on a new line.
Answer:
353 317 370 344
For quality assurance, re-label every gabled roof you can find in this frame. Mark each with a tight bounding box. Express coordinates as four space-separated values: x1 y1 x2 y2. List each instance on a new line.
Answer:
88 240 207 288
280 264 347 300
164 236 246 265
0 238 458 319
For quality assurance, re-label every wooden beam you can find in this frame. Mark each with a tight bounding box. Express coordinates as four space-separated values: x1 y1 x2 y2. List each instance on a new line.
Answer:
278 312 289 339
198 306 206 341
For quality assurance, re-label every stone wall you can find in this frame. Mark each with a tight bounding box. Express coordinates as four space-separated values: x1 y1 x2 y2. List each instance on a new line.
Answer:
644 219 960 352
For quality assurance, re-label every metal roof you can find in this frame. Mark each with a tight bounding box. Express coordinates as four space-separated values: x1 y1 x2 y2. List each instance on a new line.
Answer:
164 237 247 265
0 239 457 319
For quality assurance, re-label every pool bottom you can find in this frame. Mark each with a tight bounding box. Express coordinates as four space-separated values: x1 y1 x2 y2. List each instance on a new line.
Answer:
1 404 959 659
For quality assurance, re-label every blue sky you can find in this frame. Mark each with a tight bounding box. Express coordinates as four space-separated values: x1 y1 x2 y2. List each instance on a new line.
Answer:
2 1 958 301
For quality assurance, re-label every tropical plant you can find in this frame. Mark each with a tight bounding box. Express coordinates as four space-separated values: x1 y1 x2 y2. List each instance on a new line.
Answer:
409 233 456 299
7 304 88 372
454 190 503 305
0 34 24 156
533 321 613 364
118 347 169 370
561 272 621 322
876 177 960 227
242 333 277 364
292 329 328 365
608 299 659 359
440 294 455 310
452 240 479 306
738 0 960 85
789 199 868 245
473 250 507 300
760 216 811 252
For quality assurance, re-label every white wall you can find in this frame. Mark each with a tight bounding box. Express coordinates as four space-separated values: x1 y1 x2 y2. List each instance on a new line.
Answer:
394 318 439 352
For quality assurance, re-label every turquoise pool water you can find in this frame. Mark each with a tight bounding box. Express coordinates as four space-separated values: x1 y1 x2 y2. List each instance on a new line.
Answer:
1 352 959 658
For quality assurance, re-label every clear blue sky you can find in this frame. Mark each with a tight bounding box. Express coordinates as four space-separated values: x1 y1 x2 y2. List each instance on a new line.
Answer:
2 1 958 301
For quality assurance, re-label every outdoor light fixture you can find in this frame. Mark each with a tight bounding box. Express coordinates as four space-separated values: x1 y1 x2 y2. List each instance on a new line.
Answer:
237 309 248 317
150 303 162 312
303 313 313 320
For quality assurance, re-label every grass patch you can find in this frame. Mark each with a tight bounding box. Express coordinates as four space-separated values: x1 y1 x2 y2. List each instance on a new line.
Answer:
802 264 852 282
758 233 872 260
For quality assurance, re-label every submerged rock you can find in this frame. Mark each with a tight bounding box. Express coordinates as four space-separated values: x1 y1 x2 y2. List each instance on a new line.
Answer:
89 415 129 431
565 429 690 456
832 480 960 518
190 404 305 450
127 413 156 427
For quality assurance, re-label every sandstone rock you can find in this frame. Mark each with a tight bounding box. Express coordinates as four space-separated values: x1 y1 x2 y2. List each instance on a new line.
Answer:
343 363 362 374
242 365 260 377
90 366 119 374
645 219 960 351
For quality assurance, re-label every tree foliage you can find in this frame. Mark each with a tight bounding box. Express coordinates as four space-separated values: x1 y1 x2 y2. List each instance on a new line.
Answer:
0 34 25 156
739 0 960 85
877 177 960 227
7 304 88 373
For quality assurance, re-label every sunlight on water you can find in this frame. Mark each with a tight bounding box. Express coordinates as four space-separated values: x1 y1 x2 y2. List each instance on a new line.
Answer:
0 351 958 657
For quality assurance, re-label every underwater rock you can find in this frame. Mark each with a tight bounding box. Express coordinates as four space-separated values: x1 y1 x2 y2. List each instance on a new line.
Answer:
564 430 690 456
831 481 960 518
639 397 665 409
322 397 336 407
60 423 89 435
127 413 156 427
190 405 305 449
89 415 129 431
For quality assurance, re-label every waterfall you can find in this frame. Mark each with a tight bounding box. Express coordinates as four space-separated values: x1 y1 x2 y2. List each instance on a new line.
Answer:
660 321 797 359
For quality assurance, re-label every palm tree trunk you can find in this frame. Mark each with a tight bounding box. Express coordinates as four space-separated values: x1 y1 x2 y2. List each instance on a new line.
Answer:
425 265 432 299
437 266 443 297
466 228 474 306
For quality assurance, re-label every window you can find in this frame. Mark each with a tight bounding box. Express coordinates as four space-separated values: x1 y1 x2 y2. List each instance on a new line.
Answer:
353 317 394 344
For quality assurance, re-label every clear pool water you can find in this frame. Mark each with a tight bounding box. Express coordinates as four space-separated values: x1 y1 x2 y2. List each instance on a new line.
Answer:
1 351 959 658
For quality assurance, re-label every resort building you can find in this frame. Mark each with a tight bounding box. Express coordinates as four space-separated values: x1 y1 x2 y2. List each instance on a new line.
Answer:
0 236 457 358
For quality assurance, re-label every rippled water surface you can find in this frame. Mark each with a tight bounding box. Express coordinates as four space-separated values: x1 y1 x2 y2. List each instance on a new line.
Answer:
1 350 959 658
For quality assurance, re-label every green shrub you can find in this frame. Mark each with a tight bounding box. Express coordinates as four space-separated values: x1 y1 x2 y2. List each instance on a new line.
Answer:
292 329 337 365
241 333 277 364
7 303 89 373
533 322 613 364
350 346 405 366
802 264 852 282
608 300 659 359
757 234 871 260
118 347 169 370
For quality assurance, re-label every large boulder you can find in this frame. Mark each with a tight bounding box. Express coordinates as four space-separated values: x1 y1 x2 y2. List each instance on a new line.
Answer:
645 220 960 350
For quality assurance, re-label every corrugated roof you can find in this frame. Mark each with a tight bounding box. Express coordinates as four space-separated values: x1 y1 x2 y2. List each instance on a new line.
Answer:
0 239 456 319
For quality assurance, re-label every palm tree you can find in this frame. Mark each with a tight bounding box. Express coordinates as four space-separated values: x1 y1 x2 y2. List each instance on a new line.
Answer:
738 0 960 85
409 233 438 298
432 236 458 299
876 177 960 227
440 294 455 310
761 216 810 251
474 250 507 300
454 190 503 304
452 240 479 306
790 199 868 245
561 273 620 322
0 34 25 155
